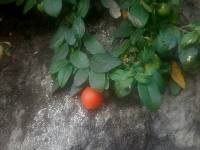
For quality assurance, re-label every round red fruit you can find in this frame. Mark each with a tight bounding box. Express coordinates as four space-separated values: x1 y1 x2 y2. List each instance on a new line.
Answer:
81 87 103 110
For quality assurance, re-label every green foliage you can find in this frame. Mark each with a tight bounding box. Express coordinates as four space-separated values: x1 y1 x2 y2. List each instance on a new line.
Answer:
83 35 105 54
89 71 105 91
3 0 200 111
90 53 121 73
128 0 149 28
110 69 134 97
43 0 62 17
70 50 89 69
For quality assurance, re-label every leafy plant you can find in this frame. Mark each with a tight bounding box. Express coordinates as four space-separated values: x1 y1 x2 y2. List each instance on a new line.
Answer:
2 0 200 111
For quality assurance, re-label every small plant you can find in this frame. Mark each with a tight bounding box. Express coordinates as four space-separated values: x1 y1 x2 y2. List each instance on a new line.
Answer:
1 0 200 111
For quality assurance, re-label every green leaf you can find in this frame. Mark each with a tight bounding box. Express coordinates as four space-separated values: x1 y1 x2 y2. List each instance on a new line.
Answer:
77 0 90 18
169 80 181 96
181 32 199 47
140 0 152 13
111 40 130 57
155 27 181 55
128 0 149 28
117 0 134 9
90 53 121 73
144 54 161 76
50 25 65 49
89 71 105 91
139 47 155 63
49 59 68 74
69 84 82 97
23 0 36 14
64 27 76 45
113 20 134 38
135 72 151 84
73 17 85 39
74 68 89 86
152 72 165 94
110 69 134 97
43 0 62 17
147 80 162 110
178 46 200 72
53 43 69 60
138 80 162 112
130 29 144 45
84 35 105 54
58 65 73 88
70 50 89 68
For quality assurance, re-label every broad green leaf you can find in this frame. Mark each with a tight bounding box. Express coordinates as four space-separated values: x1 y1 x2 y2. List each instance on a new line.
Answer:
113 20 134 38
138 80 162 112
155 27 181 55
90 53 121 73
58 65 73 88
77 0 90 18
49 59 68 74
50 25 65 49
128 0 149 28
73 17 85 39
70 50 89 68
84 35 105 54
43 0 62 17
152 72 165 94
169 80 181 96
110 69 134 97
53 43 69 60
181 32 199 47
69 84 82 97
111 40 130 57
23 0 36 14
89 71 105 91
64 28 76 45
147 80 162 110
170 61 186 89
178 46 200 72
74 68 89 86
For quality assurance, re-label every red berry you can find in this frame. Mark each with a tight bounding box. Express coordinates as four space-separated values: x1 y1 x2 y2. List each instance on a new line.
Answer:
81 87 103 110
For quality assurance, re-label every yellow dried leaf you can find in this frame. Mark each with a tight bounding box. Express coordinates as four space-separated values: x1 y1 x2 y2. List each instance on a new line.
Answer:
171 61 186 89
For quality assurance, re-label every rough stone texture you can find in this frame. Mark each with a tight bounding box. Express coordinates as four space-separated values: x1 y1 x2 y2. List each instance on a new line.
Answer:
0 1 200 150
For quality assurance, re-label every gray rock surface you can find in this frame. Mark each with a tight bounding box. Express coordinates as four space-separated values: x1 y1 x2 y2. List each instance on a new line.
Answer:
0 1 200 150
